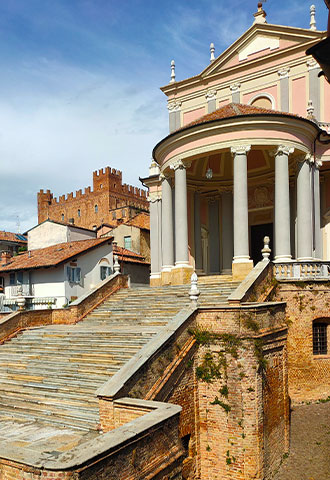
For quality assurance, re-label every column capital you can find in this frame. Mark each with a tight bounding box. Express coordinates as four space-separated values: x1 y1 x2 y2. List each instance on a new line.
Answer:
315 157 323 169
231 145 251 156
278 67 290 79
272 145 295 157
205 89 217 101
159 172 172 182
230 83 241 93
170 159 191 171
296 152 313 165
148 191 162 203
167 100 182 112
307 58 319 71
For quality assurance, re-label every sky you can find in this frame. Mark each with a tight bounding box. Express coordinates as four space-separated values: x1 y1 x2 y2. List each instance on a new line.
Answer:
0 0 328 233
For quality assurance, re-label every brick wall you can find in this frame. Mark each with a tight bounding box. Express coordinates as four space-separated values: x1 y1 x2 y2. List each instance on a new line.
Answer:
38 167 149 230
274 281 330 403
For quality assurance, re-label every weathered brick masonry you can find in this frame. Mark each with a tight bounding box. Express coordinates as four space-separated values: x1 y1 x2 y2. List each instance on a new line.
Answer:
38 167 149 230
273 281 330 403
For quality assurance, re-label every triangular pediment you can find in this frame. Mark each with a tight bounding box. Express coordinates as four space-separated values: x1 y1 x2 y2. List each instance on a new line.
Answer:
201 23 325 78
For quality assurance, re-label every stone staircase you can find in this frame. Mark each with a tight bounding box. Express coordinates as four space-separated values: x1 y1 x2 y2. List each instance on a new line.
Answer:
0 277 239 434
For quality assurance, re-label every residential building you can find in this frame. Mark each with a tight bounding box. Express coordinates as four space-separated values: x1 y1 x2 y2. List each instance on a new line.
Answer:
0 230 27 255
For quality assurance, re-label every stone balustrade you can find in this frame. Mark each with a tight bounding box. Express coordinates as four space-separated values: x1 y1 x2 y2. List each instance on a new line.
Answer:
274 261 330 280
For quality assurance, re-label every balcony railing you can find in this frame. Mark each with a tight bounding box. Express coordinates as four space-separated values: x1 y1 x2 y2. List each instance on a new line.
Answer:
9 285 34 297
274 261 330 281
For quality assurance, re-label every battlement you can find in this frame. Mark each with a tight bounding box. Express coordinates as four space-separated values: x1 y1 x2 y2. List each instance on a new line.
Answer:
37 166 149 228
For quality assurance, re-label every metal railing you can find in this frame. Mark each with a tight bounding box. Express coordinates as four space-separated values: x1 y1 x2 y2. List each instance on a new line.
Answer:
274 261 330 280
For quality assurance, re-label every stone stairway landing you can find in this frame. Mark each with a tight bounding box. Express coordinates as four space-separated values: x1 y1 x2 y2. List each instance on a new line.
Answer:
0 275 239 455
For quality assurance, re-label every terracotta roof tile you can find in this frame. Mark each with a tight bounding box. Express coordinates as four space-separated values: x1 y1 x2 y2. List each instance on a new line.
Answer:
0 238 111 272
124 212 150 230
178 102 303 131
114 245 150 265
0 231 27 244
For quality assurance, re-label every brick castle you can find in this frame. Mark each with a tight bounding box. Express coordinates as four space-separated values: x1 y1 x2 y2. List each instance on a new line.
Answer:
38 167 149 230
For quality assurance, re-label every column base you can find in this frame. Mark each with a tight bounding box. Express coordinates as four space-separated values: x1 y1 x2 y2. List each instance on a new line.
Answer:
150 274 162 287
232 260 253 281
274 256 292 262
171 264 194 285
161 269 173 285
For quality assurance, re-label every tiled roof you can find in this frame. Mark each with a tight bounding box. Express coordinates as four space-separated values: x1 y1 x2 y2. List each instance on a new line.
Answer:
124 212 150 230
25 219 96 234
179 103 303 131
0 238 111 272
114 245 150 265
0 231 27 244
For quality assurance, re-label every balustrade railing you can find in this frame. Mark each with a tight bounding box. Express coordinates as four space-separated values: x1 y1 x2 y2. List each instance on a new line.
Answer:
9 284 34 297
319 122 330 134
274 261 330 280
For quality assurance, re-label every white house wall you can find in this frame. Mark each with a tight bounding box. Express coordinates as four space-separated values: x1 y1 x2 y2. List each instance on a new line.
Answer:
31 268 66 308
28 223 68 250
67 227 96 243
64 242 113 302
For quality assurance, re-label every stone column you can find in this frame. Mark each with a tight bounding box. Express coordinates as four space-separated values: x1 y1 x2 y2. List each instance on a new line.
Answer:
208 199 220 273
149 191 162 285
194 191 203 271
206 89 217 113
297 154 313 260
221 192 233 273
172 160 189 266
230 83 241 103
231 145 253 279
168 101 182 133
278 68 290 112
314 159 322 259
307 59 321 120
274 145 293 261
161 174 174 273
170 160 193 284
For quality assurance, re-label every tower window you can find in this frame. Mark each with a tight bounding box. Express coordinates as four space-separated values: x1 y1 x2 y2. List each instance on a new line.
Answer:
61 213 64 221
78 209 81 217
313 322 328 355
95 205 98 213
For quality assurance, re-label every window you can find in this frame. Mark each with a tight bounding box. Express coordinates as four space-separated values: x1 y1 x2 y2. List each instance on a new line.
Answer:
9 273 15 286
95 205 98 213
124 236 132 250
17 272 23 285
61 213 65 221
313 322 328 355
100 266 112 281
77 209 81 217
122 209 126 217
66 267 81 284
112 211 116 220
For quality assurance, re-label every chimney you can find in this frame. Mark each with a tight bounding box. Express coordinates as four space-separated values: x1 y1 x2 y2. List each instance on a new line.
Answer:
1 251 12 265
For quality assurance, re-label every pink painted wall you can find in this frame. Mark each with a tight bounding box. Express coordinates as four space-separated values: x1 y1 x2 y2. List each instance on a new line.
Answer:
324 81 330 123
291 76 306 117
243 85 277 108
218 98 230 108
183 107 206 126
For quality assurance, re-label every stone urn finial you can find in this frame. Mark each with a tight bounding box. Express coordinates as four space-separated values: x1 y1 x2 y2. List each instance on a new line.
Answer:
261 236 271 260
189 272 200 303
113 255 120 273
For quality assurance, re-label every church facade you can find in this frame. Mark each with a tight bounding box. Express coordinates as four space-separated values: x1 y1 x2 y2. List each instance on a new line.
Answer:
142 4 330 286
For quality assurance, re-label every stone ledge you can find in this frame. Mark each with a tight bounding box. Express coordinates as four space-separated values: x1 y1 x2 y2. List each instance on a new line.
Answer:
97 305 197 399
0 399 181 470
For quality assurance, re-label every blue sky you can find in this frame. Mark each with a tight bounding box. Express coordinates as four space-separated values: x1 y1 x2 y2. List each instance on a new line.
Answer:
0 0 328 232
